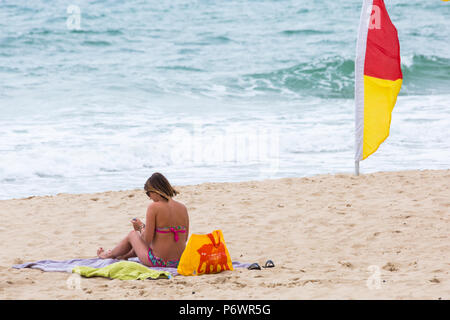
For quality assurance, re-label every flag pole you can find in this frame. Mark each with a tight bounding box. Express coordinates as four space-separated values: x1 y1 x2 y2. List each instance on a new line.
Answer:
354 0 371 177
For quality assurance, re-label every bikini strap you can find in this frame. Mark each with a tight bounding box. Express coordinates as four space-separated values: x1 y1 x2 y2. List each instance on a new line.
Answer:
156 226 186 242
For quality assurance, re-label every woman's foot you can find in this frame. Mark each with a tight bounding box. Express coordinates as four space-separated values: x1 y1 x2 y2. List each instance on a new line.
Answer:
97 247 113 259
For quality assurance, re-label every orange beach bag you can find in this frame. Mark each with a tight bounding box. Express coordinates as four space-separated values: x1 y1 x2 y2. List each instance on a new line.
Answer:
177 230 233 276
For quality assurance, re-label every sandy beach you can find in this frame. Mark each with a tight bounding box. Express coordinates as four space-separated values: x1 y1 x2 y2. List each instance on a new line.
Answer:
0 169 448 300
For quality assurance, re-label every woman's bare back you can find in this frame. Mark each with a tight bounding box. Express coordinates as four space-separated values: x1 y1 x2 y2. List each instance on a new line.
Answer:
149 199 189 261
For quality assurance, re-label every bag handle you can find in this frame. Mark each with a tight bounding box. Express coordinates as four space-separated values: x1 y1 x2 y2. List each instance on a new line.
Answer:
207 232 221 248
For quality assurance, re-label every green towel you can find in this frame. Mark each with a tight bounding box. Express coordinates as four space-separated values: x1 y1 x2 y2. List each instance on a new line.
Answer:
72 261 171 280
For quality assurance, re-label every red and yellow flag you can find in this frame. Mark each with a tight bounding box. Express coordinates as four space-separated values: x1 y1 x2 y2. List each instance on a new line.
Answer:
355 0 402 161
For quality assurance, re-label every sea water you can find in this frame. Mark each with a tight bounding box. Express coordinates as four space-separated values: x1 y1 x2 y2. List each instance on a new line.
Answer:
1 0 449 199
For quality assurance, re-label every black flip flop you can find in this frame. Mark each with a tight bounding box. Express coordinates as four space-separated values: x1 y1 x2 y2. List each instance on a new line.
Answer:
263 260 275 268
248 263 261 270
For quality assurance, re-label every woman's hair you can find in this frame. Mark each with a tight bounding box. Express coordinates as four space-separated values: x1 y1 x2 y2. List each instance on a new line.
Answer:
144 172 178 200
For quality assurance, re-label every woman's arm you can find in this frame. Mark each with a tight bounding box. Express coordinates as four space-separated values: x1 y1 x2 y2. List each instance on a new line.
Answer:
131 218 145 231
185 206 189 243
142 204 156 245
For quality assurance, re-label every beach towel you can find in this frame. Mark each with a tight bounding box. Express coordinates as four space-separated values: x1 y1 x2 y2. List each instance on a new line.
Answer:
12 257 180 277
12 257 250 278
72 261 171 280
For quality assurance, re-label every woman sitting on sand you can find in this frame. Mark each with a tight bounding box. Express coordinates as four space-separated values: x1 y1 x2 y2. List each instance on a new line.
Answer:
97 172 189 268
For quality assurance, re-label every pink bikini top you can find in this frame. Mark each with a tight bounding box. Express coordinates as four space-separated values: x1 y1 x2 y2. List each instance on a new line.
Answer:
155 225 186 242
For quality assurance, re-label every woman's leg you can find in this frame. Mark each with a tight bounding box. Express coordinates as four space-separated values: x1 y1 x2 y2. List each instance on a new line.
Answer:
117 249 136 260
98 230 149 263
125 231 153 266
97 232 131 259
116 233 147 260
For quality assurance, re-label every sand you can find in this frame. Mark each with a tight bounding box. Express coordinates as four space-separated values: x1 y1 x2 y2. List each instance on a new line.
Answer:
0 169 449 300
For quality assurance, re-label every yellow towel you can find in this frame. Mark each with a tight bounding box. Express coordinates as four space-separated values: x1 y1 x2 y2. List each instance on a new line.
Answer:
72 261 171 280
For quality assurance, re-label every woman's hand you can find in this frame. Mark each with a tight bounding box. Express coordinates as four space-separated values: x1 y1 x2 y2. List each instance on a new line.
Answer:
130 218 145 232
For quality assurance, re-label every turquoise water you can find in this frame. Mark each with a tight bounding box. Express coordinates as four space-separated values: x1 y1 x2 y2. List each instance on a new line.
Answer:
1 0 449 199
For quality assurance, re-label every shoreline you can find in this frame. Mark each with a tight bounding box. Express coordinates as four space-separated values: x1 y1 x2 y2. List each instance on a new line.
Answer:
1 169 449 299
2 168 448 202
